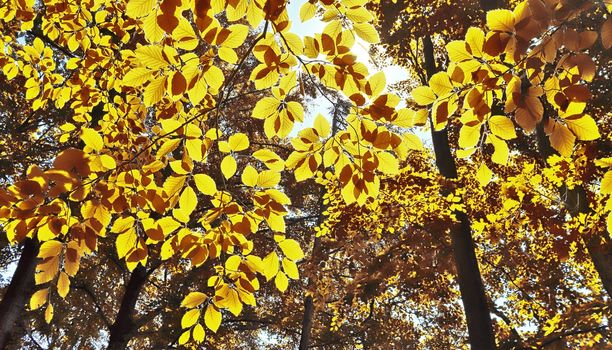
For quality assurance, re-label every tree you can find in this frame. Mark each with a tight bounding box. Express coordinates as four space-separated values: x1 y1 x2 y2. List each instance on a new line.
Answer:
0 0 610 349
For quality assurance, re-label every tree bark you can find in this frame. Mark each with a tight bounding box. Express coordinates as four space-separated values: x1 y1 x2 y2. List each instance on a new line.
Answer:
0 239 39 350
106 265 148 350
423 34 497 350
298 295 315 350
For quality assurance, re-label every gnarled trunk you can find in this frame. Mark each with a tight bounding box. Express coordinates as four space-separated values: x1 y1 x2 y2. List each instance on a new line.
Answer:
0 239 38 349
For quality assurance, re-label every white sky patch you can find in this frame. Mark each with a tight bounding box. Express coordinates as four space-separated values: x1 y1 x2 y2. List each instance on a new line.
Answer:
285 0 412 137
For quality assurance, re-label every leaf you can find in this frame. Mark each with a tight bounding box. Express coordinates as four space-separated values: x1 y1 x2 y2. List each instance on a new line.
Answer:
194 174 217 195
446 41 472 62
122 67 152 87
30 288 48 310
257 170 281 188
601 171 612 194
488 135 510 165
477 163 492 186
181 292 208 308
263 251 280 281
228 133 250 152
282 258 299 279
116 229 137 259
182 309 200 329
602 17 612 50
278 239 304 260
313 114 330 138
403 134 424 151
487 9 514 32
57 272 70 298
221 155 237 179
192 323 205 343
178 330 190 345
429 72 453 98
412 86 436 105
135 45 168 69
126 0 156 18
549 123 575 157
275 271 289 292
45 303 54 324
81 128 103 152
353 22 380 43
204 304 222 332
144 75 167 106
465 27 485 57
458 125 481 149
179 186 197 216
39 240 62 258
300 2 316 22
253 149 284 171
565 115 600 141
488 115 517 140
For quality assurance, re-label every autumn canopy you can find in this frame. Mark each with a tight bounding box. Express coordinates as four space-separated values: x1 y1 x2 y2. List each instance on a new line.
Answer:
0 0 610 348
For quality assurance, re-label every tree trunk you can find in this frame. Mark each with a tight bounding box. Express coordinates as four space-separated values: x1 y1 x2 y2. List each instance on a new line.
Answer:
423 34 497 350
106 265 148 350
0 239 39 350
298 295 314 350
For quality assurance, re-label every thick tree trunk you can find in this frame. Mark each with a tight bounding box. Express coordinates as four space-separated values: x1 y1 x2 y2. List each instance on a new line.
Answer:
106 265 148 350
423 34 497 350
0 239 38 350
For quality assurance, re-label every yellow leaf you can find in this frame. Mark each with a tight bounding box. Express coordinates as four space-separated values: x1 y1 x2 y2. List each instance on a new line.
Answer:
178 330 190 345
57 272 70 298
446 41 472 62
81 128 103 152
194 174 217 195
181 292 208 308
458 125 481 149
241 166 259 187
126 0 156 18
122 67 151 87
45 303 54 324
204 304 222 332
38 240 62 258
253 149 284 171
300 2 316 22
465 27 485 57
135 45 169 69
412 86 436 105
477 163 492 186
100 154 117 169
181 185 198 212
601 171 612 194
403 133 424 151
143 75 167 106
487 9 514 32
429 72 453 98
279 239 304 260
228 133 250 152
263 251 280 281
353 22 380 43
313 114 330 138
377 152 399 175
282 258 299 279
487 135 510 165
221 155 237 179
30 288 48 310
116 229 137 259
275 271 289 292
192 323 205 343
257 170 281 188
565 115 600 141
182 309 200 329
488 115 517 140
